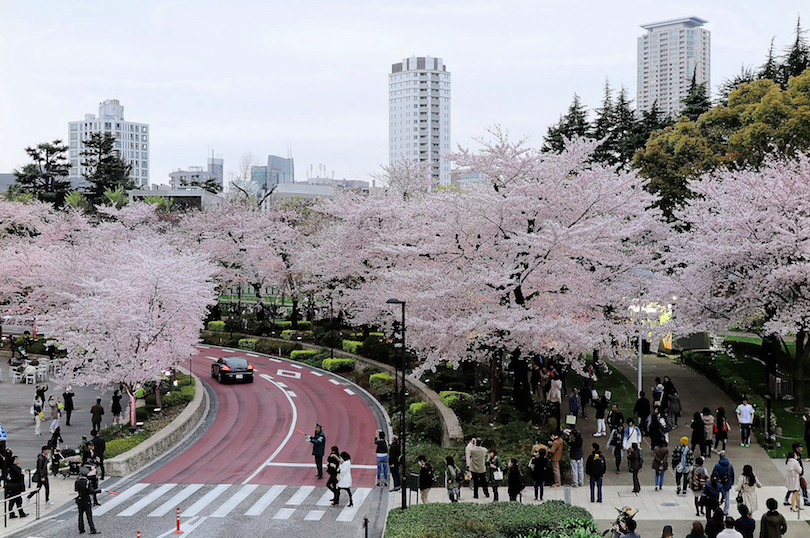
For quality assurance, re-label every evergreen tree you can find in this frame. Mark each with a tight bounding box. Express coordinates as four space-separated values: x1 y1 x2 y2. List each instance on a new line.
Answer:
759 38 781 82
180 177 223 194
680 70 712 121
591 80 616 164
628 100 673 154
542 94 589 153
611 87 637 167
80 132 134 205
12 140 71 207
780 16 810 88
718 64 757 106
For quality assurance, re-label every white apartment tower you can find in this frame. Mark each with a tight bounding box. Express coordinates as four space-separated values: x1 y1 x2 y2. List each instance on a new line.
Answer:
68 99 150 187
389 56 451 186
637 17 710 116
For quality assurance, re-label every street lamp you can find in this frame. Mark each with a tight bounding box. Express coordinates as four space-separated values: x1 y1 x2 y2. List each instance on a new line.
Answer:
386 298 407 510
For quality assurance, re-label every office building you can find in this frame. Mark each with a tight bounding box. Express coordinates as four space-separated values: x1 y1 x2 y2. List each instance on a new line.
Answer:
68 99 150 187
637 17 710 116
168 157 224 189
250 155 294 191
389 56 451 186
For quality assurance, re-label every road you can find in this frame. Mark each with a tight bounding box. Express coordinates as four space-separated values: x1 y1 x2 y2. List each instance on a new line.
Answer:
11 345 389 538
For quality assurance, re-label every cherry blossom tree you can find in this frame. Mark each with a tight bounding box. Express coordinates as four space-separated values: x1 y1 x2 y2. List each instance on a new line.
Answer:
665 152 810 411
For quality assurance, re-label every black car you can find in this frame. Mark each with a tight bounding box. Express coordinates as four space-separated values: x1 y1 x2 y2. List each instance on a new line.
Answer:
211 356 254 383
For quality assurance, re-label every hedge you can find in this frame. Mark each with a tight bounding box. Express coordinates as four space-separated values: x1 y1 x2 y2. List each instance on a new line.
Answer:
163 385 195 408
207 320 225 332
105 433 150 459
342 340 363 354
281 330 314 341
370 372 394 390
290 349 320 361
383 500 593 538
439 390 475 422
238 338 257 350
322 358 356 372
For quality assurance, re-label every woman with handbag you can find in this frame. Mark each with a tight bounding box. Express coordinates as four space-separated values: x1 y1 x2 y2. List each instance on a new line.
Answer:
786 450 802 512
734 464 761 514
486 448 503 501
713 407 729 454
528 447 547 501
652 441 669 491
688 456 709 516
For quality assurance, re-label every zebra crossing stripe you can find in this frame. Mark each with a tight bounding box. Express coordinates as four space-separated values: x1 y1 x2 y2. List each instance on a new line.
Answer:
316 490 334 506
184 484 231 516
94 483 149 516
336 488 371 522
273 507 296 519
286 485 315 505
118 484 176 516
148 484 204 517
305 510 325 520
244 485 286 516
210 484 258 517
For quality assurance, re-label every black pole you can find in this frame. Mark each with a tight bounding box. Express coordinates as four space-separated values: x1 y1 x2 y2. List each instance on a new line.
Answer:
764 394 772 449
400 301 406 511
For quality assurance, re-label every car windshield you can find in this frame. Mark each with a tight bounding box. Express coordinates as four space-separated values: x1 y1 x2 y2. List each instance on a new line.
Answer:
226 358 248 368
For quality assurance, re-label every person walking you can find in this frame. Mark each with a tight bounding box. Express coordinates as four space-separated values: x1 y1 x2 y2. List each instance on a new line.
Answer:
712 450 735 515
633 391 651 437
48 395 59 433
75 466 100 534
33 396 43 436
734 504 755 538
627 442 643 493
714 407 729 454
759 498 787 538
653 441 669 491
623 418 642 471
673 436 694 495
702 408 716 460
111 389 123 425
90 398 105 434
686 520 708 538
5 455 28 518
326 446 341 505
703 473 724 523
785 450 802 512
486 448 503 501
608 402 625 433
374 430 389 487
607 421 624 474
585 442 606 502
735 398 754 448
568 427 584 487
548 433 564 486
528 447 547 500
389 435 401 492
692 411 707 459
336 451 353 506
594 393 608 437
469 437 489 499
91 431 106 480
417 454 432 505
568 388 581 419
716 516 744 538
548 375 562 435
306 423 326 479
734 464 761 515
689 457 709 516
668 392 682 428
507 458 524 501
62 387 75 426
27 445 53 504
445 455 462 502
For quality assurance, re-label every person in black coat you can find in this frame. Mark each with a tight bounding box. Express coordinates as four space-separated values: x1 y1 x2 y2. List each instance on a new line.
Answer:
5 455 28 518
62 387 75 426
27 445 51 504
307 423 326 479
691 412 706 459
75 466 100 534
585 442 607 503
91 432 106 480
528 447 547 501
633 391 651 436
507 458 524 501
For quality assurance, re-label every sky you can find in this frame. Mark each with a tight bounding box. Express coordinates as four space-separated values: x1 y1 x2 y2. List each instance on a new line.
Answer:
0 0 805 186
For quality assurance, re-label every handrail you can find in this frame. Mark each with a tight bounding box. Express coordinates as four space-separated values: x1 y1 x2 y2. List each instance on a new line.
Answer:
2 489 39 527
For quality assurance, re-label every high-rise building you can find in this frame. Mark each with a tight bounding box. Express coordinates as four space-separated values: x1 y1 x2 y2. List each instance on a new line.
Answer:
168 157 224 189
251 155 294 191
637 17 710 116
68 99 150 187
389 56 451 186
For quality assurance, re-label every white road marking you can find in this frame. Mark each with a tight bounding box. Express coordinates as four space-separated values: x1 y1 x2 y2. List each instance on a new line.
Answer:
149 484 204 517
288 363 303 369
204 356 219 361
310 371 323 376
344 388 355 395
286 485 315 505
269 358 282 363
260 374 274 382
305 510 325 521
118 483 176 516
184 484 231 517
287 391 297 398
93 483 149 516
245 353 259 357
210 484 257 517
336 487 371 521
317 490 334 506
329 379 341 385
244 485 286 516
197 345 210 349
156 516 206 537
273 508 296 519
277 369 302 379
276 382 288 388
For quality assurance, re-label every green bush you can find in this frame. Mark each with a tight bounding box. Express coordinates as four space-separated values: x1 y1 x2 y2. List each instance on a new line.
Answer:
342 340 363 354
207 320 225 332
105 433 150 459
383 500 592 538
439 391 475 422
135 406 150 423
275 320 312 330
370 372 394 390
290 349 320 361
238 338 257 350
281 330 313 341
253 339 302 356
163 385 195 408
407 401 443 445
322 358 356 372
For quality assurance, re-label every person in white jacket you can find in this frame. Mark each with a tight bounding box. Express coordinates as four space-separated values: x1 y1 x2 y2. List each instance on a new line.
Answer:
335 451 353 507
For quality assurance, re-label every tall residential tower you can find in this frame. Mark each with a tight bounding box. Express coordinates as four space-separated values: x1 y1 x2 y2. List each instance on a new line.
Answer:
389 56 451 186
637 17 710 116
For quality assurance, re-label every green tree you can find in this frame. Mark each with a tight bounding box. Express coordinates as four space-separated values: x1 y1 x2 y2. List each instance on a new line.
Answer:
759 38 780 82
779 16 810 88
718 64 757 106
180 177 222 194
680 71 712 121
590 80 615 164
611 87 637 166
103 187 129 209
542 94 589 153
80 132 134 205
12 140 71 207
64 191 90 212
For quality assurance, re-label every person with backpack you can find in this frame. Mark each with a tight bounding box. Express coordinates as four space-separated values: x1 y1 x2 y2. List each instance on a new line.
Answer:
689 456 710 516
507 458 524 501
653 440 669 491
672 436 694 495
585 442 606 502
627 442 643 493
528 447 547 501
712 450 735 515
374 430 389 487
444 455 462 502
713 407 729 454
418 454 433 504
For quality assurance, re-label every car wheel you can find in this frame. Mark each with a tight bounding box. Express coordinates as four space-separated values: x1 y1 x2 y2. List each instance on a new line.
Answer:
211 368 217 379
218 372 224 384
247 376 254 383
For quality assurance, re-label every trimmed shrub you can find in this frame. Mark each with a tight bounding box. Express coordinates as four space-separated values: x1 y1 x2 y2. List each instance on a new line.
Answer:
370 372 394 390
291 349 320 361
407 401 442 444
322 358 356 372
253 339 303 356
342 340 363 354
439 390 475 422
281 330 313 341
105 433 150 459
163 385 195 408
135 406 149 422
207 320 225 332
238 338 257 350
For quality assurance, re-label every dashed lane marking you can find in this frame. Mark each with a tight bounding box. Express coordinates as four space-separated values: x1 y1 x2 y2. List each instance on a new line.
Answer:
344 388 355 396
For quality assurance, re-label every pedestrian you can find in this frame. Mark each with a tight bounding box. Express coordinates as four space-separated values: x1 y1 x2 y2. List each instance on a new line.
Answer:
585 442 606 502
528 447 547 500
782 442 810 505
607 402 625 433
734 464 761 514
90 398 105 434
623 418 642 469
32 395 43 436
336 451 353 506
703 473 724 523
548 433 564 486
374 430 389 487
91 431 106 480
712 450 735 515
389 434 401 492
649 407 666 449
417 454 432 505
692 411 707 458
673 436 694 495
306 423 325 479
653 440 669 491
652 377 663 408
27 445 53 505
686 520 708 538
568 388 581 419
35 383 49 404
326 446 341 504
714 407 729 453
507 458 524 501
633 390 651 437
465 436 475 468
661 525 674 538
668 392 682 428
607 421 624 474
735 397 754 448
445 455 462 502
75 466 101 534
567 426 584 487
5 455 28 518
48 395 59 433
689 456 709 516
803 415 810 460
716 516 743 538
594 393 608 436
548 375 562 435
662 375 678 410
627 442 643 493
785 450 801 512
111 389 123 425
612 517 641 538
47 427 63 453
486 447 503 501
734 504 755 538
759 498 787 538
579 379 590 419
469 437 489 498
62 386 75 426
702 407 716 460
706 510 724 538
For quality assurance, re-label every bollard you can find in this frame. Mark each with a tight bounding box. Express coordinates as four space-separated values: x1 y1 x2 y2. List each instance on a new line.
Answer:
363 515 369 538
563 485 571 505
137 532 141 538
174 506 183 534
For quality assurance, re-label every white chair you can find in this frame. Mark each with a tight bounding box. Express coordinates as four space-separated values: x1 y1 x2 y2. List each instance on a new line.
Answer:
24 371 36 384
36 364 48 382
11 369 22 384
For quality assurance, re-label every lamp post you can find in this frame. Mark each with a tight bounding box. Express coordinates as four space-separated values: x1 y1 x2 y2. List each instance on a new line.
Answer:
386 298 407 510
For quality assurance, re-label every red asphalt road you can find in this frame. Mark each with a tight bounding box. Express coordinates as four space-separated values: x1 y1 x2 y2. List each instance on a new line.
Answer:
141 346 378 487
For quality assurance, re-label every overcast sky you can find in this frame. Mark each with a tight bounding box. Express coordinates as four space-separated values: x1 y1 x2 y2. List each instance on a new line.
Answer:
0 0 805 185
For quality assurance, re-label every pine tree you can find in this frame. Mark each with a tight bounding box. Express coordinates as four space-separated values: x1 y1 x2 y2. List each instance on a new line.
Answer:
759 38 781 82
591 80 615 164
780 16 810 88
12 140 71 207
542 94 589 153
80 132 135 205
718 64 757 105
611 87 637 167
629 100 673 154
680 70 712 121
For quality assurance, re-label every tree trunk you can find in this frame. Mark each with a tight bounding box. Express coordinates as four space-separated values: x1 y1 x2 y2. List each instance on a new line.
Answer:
511 350 530 413
491 350 503 411
155 383 162 410
124 385 137 427
291 297 299 329
793 330 808 412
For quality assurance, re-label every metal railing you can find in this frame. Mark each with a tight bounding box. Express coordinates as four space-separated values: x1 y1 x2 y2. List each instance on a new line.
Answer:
2 489 39 528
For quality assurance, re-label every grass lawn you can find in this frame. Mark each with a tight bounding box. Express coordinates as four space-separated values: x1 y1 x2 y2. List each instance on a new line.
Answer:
565 361 638 417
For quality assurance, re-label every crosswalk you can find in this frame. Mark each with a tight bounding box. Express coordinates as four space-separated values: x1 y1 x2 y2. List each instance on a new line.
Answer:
97 483 374 522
